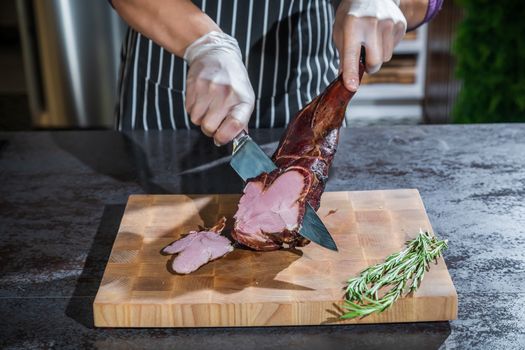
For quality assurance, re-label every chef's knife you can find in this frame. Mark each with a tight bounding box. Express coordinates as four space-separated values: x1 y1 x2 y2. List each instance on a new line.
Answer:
230 131 338 251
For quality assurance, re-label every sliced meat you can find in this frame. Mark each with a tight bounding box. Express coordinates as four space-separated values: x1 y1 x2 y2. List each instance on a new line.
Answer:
162 217 233 274
232 71 365 251
233 168 312 250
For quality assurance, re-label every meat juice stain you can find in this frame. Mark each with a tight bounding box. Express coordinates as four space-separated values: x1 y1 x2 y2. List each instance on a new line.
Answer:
325 209 338 218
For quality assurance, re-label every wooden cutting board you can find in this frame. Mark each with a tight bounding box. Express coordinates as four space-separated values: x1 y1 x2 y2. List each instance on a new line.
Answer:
93 189 457 327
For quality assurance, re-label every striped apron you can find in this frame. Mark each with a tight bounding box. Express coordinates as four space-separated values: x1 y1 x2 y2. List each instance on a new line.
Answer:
116 0 339 131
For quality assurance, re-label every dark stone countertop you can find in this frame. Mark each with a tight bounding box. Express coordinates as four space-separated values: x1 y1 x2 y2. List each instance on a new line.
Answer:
0 125 524 350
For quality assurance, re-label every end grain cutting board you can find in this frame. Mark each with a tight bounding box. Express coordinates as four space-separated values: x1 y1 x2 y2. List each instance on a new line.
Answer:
93 189 457 327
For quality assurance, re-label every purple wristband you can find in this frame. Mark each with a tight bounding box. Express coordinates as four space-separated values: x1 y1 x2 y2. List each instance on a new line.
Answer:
408 0 444 31
423 0 444 23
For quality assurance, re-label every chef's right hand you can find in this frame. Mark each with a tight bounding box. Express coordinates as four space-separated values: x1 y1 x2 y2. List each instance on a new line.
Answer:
184 31 255 146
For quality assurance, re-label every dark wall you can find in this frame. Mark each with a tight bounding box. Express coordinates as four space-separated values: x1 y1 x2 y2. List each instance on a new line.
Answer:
0 0 32 130
423 1 463 124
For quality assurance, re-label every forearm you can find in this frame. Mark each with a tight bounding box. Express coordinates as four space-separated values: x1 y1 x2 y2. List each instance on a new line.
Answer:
400 0 442 30
112 0 220 57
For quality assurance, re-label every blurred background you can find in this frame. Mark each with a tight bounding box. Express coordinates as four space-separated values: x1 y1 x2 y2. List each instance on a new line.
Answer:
0 0 523 130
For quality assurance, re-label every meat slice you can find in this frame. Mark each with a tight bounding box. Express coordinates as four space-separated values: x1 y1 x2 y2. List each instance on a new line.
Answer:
162 217 233 274
232 71 364 251
233 168 312 250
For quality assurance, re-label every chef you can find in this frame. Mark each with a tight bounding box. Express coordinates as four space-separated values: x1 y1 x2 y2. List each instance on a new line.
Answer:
111 0 441 144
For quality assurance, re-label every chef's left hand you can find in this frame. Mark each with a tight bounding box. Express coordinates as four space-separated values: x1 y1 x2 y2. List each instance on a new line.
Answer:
333 0 407 92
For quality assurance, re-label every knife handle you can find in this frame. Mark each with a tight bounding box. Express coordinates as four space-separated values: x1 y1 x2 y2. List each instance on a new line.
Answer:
232 130 249 155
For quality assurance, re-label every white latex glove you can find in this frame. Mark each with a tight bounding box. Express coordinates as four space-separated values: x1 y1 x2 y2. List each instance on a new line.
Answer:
184 31 255 146
333 0 407 91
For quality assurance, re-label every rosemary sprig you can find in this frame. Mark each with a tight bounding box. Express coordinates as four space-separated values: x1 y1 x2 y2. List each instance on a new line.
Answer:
341 230 448 319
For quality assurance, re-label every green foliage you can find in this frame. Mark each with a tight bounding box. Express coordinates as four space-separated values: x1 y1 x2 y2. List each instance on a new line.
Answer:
453 0 525 123
341 231 448 319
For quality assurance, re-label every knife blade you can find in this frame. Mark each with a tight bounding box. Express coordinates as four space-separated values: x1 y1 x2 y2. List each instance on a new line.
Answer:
230 131 338 251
